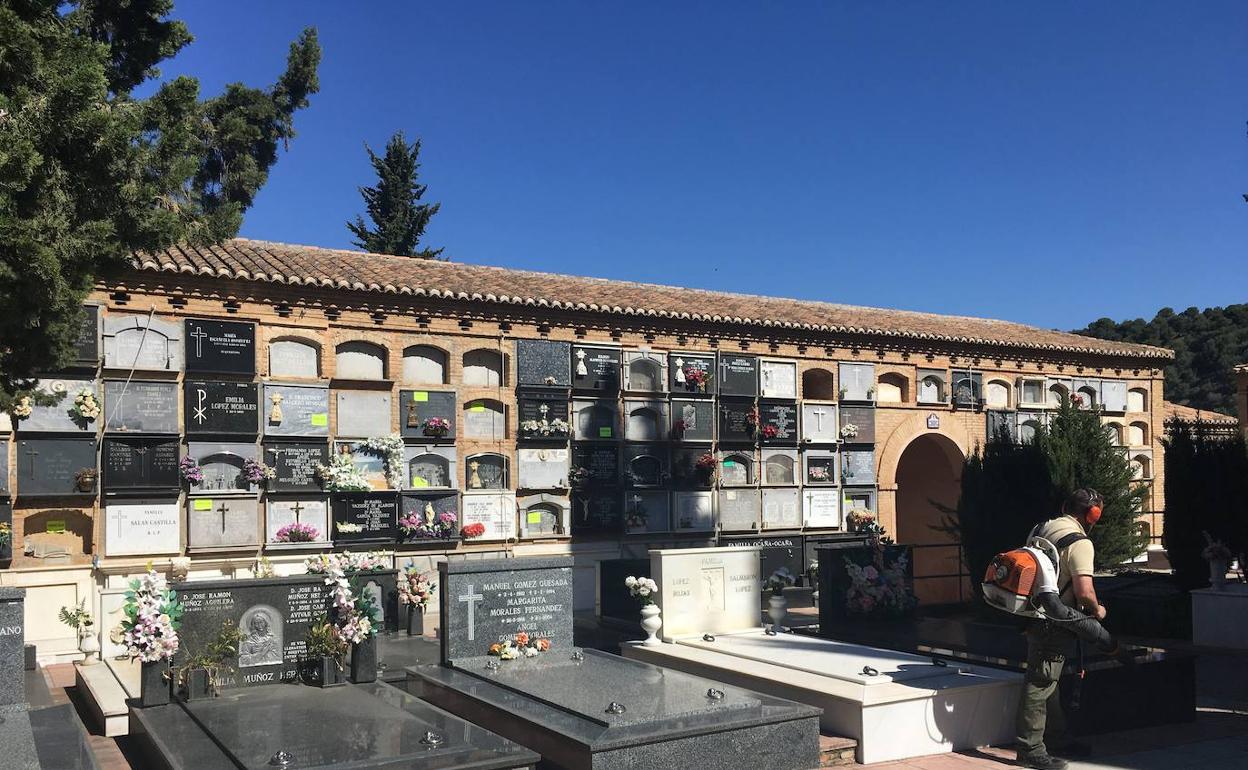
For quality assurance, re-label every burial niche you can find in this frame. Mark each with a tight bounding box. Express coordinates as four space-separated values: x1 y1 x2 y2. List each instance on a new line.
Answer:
627 454 664 487
763 452 795 485
463 399 506 440
985 380 1011 409
802 368 836 400
1019 417 1043 443
876 373 907 404
466 453 508 490
918 372 946 404
408 453 451 488
1104 422 1124 446
269 338 320 378
720 452 753 486
1047 382 1069 408
463 349 505 386
575 402 616 440
403 345 448 385
335 341 387 380
1076 385 1098 408
1128 421 1148 446
626 355 663 392
626 404 661 441
1127 387 1148 413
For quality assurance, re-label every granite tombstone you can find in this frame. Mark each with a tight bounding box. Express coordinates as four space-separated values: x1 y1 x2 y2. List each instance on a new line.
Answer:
838 406 876 444
72 305 100 368
800 403 838 444
758 401 798 445
516 339 571 388
19 378 97 433
718 354 759 397
399 491 459 543
517 447 569 490
0 587 25 706
516 390 570 442
184 319 256 375
15 438 96 497
669 353 716 396
571 346 621 393
571 488 623 533
103 381 179 434
570 444 618 487
331 492 398 544
718 399 757 444
263 384 329 438
399 390 456 440
840 449 875 486
623 490 670 534
187 496 260 551
184 381 259 436
263 442 328 493
265 498 330 545
0 445 8 497
670 398 714 442
672 490 715 531
335 391 392 438
102 437 180 494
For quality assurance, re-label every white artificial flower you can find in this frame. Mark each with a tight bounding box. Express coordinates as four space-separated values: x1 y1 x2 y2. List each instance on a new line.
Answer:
624 576 637 588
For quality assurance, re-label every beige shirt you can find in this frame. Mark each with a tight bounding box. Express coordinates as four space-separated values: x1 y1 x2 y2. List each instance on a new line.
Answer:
1035 514 1095 607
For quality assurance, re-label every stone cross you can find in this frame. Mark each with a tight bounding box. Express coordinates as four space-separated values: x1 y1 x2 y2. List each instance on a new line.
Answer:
23 445 39 479
190 325 208 358
809 406 828 434
458 584 484 641
217 502 230 533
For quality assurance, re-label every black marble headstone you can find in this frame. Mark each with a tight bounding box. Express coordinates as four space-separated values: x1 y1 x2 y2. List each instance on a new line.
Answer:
516 339 571 388
184 319 256 375
398 390 456 439
759 401 798 445
102 437 180 493
623 445 668 487
73 306 100 368
517 390 570 441
184 381 259 436
331 492 398 544
571 346 621 393
721 534 805 586
670 399 714 442
570 488 623 534
718 398 757 444
439 556 574 666
103 381 179 434
263 442 329 493
0 442 8 496
668 353 716 395
571 444 618 486
15 438 96 497
399 491 460 543
717 354 759 397
838 406 876 444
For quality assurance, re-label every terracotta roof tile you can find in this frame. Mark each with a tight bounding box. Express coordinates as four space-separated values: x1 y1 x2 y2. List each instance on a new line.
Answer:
1163 401 1238 425
130 238 1174 361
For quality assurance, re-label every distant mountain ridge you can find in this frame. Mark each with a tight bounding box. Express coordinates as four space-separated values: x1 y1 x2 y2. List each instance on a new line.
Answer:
1075 304 1248 416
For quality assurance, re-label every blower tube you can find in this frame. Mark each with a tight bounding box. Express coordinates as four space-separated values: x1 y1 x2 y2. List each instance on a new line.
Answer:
1034 592 1117 652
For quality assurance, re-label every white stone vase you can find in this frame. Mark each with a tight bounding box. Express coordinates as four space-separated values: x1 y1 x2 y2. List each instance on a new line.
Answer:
78 627 100 664
639 603 662 646
811 590 820 608
1210 559 1229 590
767 594 788 631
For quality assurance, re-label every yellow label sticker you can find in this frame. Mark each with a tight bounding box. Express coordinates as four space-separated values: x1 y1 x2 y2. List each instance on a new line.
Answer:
412 391 429 402
527 511 543 524
310 413 328 426
46 520 66 534
194 499 213 511
470 403 486 412
411 477 429 488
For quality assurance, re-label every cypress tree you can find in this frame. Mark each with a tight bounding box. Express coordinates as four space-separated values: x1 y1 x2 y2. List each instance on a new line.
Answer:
347 131 443 259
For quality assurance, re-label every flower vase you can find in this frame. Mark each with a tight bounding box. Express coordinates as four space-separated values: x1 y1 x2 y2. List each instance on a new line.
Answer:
351 636 378 683
182 668 210 701
811 590 820 608
1211 559 1229 590
639 604 662 646
406 605 425 637
317 656 345 688
767 594 788 631
78 628 100 665
140 660 171 708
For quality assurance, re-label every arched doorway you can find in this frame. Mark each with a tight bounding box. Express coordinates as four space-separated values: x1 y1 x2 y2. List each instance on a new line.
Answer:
894 433 968 605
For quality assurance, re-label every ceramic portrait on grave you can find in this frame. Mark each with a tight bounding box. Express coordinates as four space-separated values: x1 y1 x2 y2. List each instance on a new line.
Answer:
623 399 666 442
103 380 179 434
403 445 457 490
19 378 98 433
238 604 284 667
622 350 667 392
103 313 182 371
624 490 670 534
669 398 714 443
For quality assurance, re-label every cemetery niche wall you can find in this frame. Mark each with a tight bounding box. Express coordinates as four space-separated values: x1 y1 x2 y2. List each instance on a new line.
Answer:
103 313 182 371
104 380 179 434
331 492 399 545
263 383 329 438
184 381 259 436
184 318 256 375
103 437 180 495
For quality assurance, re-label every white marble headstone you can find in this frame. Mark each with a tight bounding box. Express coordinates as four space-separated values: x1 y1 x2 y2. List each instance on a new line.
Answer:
104 500 181 556
650 546 761 640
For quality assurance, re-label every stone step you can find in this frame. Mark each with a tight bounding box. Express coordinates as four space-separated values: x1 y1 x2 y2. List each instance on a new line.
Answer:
75 658 138 737
818 734 858 767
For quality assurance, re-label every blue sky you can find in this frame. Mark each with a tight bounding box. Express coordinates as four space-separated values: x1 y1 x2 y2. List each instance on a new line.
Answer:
163 1 1246 330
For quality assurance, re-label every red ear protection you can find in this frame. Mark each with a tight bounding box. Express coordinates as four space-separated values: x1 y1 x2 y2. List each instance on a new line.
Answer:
1085 505 1102 526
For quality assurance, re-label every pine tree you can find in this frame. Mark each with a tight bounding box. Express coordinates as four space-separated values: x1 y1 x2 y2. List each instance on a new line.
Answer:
347 132 442 258
1037 397 1150 569
0 2 320 410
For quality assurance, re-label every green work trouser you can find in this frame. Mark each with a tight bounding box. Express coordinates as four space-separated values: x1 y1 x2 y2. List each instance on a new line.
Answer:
1015 621 1075 756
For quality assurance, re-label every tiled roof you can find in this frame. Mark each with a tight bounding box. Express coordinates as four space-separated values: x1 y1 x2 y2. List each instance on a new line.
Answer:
131 239 1173 361
1163 401 1238 425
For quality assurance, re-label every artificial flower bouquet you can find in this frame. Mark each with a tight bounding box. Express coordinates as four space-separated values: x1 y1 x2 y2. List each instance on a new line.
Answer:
121 570 184 663
399 507 458 540
397 566 436 609
461 522 487 539
489 631 551 660
763 567 796 596
422 417 452 438
275 522 320 543
242 458 277 485
625 575 658 605
179 456 204 486
71 388 100 421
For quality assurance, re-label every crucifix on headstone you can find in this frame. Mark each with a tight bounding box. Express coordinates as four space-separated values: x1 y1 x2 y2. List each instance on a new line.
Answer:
290 500 305 525
458 584 484 641
216 501 230 533
190 325 208 358
809 406 829 434
23 445 38 479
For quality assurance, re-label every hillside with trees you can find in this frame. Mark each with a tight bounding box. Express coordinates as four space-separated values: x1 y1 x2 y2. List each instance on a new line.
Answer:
1075 304 1248 416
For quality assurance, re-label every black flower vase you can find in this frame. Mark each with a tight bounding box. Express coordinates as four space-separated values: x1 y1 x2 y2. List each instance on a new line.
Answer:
318 656 345 688
351 636 377 684
182 668 210 701
406 606 424 637
140 660 171 707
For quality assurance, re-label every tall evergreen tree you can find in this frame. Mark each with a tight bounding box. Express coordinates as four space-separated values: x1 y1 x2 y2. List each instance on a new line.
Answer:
0 1 320 410
347 131 442 258
1037 397 1150 568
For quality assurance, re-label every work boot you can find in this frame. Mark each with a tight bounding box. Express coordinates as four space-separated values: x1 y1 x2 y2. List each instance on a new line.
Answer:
1016 752 1069 770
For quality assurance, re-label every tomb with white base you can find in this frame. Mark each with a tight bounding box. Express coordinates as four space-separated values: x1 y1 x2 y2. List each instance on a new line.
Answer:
620 546 1022 764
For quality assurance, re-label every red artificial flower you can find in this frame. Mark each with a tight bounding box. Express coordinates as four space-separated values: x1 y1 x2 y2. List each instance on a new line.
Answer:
462 523 487 538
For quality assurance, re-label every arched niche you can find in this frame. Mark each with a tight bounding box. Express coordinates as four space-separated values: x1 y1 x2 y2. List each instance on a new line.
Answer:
408 453 451 488
985 380 1011 409
918 374 945 404
1019 419 1042 443
877 373 907 404
575 402 616 440
626 357 663 392
1128 421 1148 446
1130 454 1151 480
627 454 664 487
1047 382 1069 408
463 349 505 386
1127 388 1148 413
463 400 506 440
269 338 321 378
466 453 508 490
627 405 661 441
720 452 754 486
763 453 795 485
335 341 387 380
1104 422 1124 446
802 368 836 400
402 345 448 385
1076 386 1098 409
